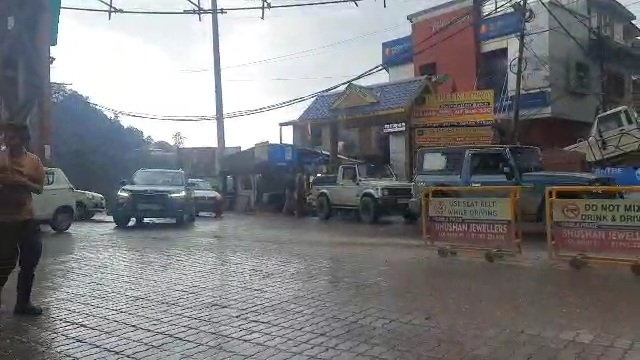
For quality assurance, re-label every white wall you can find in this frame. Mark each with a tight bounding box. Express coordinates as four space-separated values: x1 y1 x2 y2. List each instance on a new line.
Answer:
386 63 411 177
388 133 407 179
546 0 600 122
505 2 552 119
387 63 414 81
481 3 553 119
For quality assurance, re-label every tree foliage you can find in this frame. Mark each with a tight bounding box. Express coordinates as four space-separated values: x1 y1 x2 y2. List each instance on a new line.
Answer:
51 85 156 210
172 132 185 148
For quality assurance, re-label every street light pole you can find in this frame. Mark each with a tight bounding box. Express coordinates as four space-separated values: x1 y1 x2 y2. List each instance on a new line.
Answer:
210 0 226 175
511 0 528 144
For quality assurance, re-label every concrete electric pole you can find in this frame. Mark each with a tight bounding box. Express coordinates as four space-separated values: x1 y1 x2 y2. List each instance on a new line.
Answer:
0 0 52 163
210 0 226 175
511 0 528 144
38 0 53 162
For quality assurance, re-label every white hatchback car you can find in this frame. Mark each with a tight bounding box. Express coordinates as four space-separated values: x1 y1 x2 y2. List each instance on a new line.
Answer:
33 167 76 233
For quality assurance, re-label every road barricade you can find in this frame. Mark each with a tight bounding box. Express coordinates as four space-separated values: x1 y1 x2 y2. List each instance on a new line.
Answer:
546 186 640 275
421 186 522 262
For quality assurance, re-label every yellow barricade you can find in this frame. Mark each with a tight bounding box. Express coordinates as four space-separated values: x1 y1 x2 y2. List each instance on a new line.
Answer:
546 186 640 275
421 186 523 262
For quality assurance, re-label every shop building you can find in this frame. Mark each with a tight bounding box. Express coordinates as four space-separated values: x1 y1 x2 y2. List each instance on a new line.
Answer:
406 0 640 148
381 35 414 179
281 77 434 179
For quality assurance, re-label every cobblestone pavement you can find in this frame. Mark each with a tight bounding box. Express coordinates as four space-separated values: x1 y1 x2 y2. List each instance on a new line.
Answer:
1 214 639 359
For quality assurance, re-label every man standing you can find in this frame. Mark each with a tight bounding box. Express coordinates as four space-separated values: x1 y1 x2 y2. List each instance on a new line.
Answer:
0 122 45 315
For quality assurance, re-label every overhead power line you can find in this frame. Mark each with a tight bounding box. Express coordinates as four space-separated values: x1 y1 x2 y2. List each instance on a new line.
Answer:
75 0 635 122
82 0 517 122
225 75 363 81
180 23 408 72
61 0 363 16
89 65 385 121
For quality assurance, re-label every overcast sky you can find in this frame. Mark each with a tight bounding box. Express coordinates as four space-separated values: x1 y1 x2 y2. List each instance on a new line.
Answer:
51 0 434 148
51 0 639 149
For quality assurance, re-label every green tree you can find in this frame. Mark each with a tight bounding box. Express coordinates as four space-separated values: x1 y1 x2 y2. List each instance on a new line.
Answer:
172 132 185 148
51 85 154 211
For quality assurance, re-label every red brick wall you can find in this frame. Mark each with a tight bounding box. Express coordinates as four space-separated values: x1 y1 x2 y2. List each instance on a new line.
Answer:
518 118 591 149
412 7 478 93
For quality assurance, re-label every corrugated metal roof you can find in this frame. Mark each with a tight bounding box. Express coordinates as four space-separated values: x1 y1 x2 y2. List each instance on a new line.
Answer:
297 76 429 122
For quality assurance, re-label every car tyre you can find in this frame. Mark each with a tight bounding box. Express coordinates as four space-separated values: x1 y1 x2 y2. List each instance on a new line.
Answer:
359 196 379 224
403 213 418 224
50 207 74 233
114 215 132 228
317 195 332 220
188 207 196 223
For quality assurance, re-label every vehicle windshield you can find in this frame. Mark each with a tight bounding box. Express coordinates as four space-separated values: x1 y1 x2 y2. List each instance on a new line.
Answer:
597 112 627 132
511 147 543 173
132 170 185 186
189 180 213 190
357 164 395 179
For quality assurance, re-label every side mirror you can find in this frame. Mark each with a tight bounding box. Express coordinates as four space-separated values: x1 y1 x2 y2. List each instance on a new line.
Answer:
502 166 515 181
119 179 127 187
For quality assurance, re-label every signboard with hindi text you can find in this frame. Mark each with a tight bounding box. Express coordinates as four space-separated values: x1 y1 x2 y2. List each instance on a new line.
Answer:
412 90 495 127
428 197 516 248
552 199 640 255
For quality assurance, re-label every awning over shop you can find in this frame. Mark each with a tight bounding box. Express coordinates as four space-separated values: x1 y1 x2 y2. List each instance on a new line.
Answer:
287 76 433 126
221 143 359 175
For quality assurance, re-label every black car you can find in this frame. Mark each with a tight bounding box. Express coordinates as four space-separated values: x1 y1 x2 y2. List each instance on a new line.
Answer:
113 169 196 227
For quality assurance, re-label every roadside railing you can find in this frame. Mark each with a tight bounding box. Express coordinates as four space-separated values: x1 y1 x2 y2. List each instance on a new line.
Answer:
545 186 640 275
418 185 640 276
421 186 522 262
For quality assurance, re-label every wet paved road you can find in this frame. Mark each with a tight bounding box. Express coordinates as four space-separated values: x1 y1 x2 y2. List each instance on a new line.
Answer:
1 214 639 359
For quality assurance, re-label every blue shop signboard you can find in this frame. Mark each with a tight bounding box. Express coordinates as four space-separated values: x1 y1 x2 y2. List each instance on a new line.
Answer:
593 167 640 186
497 91 550 112
479 12 522 42
382 35 413 67
268 144 297 166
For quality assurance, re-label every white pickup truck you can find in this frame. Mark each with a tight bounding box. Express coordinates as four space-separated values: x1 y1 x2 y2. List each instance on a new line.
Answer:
311 163 415 224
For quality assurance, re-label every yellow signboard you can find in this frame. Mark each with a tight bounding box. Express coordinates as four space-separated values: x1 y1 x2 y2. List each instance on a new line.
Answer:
429 197 512 221
415 126 494 147
553 199 640 227
413 90 495 126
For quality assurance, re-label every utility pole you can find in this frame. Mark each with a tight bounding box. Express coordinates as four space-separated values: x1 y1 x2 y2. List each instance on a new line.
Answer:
38 0 52 163
597 28 607 113
210 0 226 175
511 0 528 144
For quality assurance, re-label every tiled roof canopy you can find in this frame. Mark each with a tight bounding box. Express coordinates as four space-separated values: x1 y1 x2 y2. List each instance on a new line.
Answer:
297 76 431 122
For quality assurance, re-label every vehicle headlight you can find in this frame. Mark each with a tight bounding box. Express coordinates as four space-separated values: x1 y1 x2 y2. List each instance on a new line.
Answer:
382 188 389 196
116 190 130 198
169 191 186 198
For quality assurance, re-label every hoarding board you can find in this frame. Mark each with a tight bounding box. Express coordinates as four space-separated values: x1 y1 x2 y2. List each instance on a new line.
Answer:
413 90 495 126
552 199 640 255
428 197 514 246
382 35 413 67
414 126 494 147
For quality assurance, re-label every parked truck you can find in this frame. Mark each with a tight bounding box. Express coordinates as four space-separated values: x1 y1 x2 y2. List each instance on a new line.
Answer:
407 145 614 223
311 163 415 224
564 105 640 166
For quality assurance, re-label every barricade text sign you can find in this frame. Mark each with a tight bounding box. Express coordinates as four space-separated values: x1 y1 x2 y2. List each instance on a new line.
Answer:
428 197 515 247
552 199 640 255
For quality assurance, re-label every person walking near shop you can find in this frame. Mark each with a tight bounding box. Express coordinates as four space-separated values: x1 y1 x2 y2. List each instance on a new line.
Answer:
0 122 45 316
282 173 296 216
